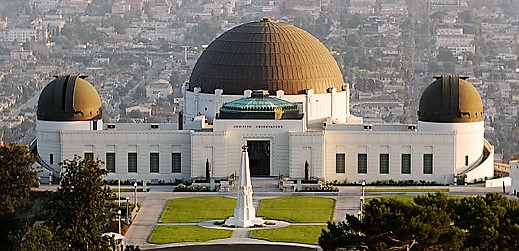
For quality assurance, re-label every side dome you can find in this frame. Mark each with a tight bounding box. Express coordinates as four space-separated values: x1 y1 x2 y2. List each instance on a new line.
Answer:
418 75 484 123
188 18 345 95
37 75 102 121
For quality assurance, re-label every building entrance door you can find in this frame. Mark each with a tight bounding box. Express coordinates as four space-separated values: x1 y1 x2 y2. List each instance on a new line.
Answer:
247 140 270 177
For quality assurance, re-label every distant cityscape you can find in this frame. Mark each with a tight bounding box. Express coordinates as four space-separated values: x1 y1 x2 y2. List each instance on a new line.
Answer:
0 0 519 161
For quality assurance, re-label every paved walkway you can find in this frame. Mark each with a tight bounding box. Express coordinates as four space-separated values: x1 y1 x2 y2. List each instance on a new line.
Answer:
333 186 362 222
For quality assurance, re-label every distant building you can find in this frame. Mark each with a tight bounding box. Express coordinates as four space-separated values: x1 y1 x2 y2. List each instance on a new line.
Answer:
510 160 519 195
0 28 48 42
145 79 172 99
125 104 152 116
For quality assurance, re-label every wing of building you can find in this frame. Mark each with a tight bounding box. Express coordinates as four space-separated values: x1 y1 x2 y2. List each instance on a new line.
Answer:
35 19 494 184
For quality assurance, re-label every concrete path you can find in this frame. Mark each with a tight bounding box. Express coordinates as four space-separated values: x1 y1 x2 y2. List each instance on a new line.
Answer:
333 186 362 222
231 228 250 239
125 192 170 247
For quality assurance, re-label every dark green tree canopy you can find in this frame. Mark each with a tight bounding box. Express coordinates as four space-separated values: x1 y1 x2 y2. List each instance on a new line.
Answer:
0 143 38 217
51 156 112 251
320 193 519 251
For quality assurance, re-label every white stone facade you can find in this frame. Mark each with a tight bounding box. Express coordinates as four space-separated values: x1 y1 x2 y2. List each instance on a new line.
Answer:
36 102 494 184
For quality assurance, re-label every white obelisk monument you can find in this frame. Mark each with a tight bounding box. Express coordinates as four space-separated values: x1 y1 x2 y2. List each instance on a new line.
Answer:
225 145 264 227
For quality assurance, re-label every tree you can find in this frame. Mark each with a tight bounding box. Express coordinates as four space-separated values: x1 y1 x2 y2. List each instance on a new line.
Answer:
452 193 519 250
320 193 466 250
0 143 38 249
319 214 362 250
51 156 113 250
22 224 63 251
0 143 38 217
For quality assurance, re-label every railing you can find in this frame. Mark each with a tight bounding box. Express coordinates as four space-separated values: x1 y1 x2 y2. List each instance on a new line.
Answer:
30 139 60 176
459 139 492 176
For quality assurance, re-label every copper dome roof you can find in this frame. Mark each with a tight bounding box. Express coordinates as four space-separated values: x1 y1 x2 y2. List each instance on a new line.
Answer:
418 75 484 123
37 75 102 121
188 18 345 95
218 90 303 120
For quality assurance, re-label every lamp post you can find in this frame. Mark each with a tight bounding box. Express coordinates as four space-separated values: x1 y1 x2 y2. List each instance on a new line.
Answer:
359 181 366 220
117 210 121 234
126 197 130 225
118 180 121 207
133 182 138 208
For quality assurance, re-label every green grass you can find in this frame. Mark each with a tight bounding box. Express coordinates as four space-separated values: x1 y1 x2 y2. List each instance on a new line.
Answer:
257 197 335 223
250 225 326 244
159 196 236 223
365 196 417 204
365 188 449 193
366 194 466 204
148 225 232 244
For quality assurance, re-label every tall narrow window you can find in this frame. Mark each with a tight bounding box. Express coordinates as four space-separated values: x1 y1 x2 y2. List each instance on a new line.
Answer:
93 120 97 130
336 153 346 173
128 153 137 173
358 153 367 174
49 154 54 165
423 154 433 174
401 154 411 174
379 153 389 174
150 153 159 173
465 155 469 166
106 152 115 172
172 153 181 173
84 152 94 160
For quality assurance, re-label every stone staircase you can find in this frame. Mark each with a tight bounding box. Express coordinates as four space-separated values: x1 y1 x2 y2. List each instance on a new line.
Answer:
251 177 281 193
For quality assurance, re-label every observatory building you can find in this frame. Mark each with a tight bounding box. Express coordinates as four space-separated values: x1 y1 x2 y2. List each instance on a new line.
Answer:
35 19 494 184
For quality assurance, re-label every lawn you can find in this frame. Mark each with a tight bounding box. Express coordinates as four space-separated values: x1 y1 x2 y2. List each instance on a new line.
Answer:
158 196 236 223
365 196 417 204
366 195 465 204
250 225 326 245
148 225 232 244
257 197 335 223
365 188 449 193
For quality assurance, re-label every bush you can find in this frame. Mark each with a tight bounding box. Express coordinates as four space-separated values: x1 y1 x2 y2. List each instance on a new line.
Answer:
370 179 438 186
329 179 349 186
174 183 210 192
300 184 339 192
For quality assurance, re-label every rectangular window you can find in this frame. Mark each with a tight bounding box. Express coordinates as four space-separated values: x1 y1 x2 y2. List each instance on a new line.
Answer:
423 154 433 174
401 154 411 174
84 152 94 160
465 155 469 166
358 153 367 174
106 153 115 172
128 153 137 173
93 120 97 130
172 153 181 173
379 153 389 174
336 153 346 173
150 153 159 173
50 154 54 165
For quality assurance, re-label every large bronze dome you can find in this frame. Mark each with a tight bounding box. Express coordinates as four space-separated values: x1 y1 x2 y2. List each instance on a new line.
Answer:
188 18 345 95
418 75 484 123
37 75 102 121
